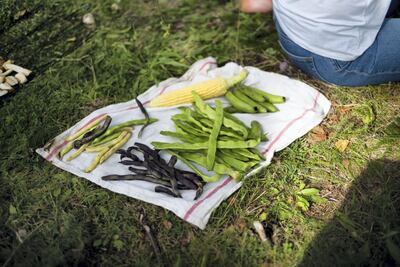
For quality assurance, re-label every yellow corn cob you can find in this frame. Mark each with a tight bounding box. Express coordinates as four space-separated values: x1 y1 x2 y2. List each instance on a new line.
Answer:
149 69 248 107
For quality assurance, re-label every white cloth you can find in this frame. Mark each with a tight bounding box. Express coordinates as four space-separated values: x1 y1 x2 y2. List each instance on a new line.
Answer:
273 0 392 61
36 58 331 229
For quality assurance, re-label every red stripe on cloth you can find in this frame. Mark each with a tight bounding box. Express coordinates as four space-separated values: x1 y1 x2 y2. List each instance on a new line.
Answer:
261 92 321 155
44 60 217 161
44 140 69 160
183 177 233 220
199 60 217 72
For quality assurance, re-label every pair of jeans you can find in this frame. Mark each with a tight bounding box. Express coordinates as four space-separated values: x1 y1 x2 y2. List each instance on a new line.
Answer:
274 3 400 86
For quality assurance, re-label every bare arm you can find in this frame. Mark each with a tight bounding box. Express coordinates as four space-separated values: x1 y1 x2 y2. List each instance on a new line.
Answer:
240 0 273 13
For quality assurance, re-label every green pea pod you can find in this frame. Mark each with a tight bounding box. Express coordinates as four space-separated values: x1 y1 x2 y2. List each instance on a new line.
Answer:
237 85 265 102
206 100 223 170
251 87 286 104
167 151 221 183
225 91 257 113
193 92 249 139
248 120 267 141
224 106 240 113
232 89 267 113
179 152 242 180
152 139 259 150
259 101 279 112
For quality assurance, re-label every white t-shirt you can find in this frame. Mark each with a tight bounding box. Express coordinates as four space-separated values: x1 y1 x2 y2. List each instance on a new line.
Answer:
273 0 392 61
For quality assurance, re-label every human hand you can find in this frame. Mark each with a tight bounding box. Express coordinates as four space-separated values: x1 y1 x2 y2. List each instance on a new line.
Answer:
240 0 273 13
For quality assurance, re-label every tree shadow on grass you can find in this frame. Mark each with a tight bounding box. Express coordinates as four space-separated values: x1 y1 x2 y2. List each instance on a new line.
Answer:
299 159 400 267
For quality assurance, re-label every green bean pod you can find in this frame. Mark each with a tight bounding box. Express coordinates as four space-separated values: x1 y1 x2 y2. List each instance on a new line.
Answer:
160 131 208 143
223 106 240 113
174 121 210 137
152 139 259 150
86 131 129 152
198 118 242 139
66 115 108 142
67 144 89 161
59 123 99 159
58 142 74 159
193 92 249 139
235 148 263 160
178 152 242 181
222 149 250 162
168 151 222 183
217 151 250 171
99 131 132 164
85 148 109 173
206 100 223 170
249 148 265 160
91 131 122 146
94 118 157 143
248 120 267 141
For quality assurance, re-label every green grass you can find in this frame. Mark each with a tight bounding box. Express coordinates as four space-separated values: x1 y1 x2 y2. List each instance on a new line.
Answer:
1 0 399 266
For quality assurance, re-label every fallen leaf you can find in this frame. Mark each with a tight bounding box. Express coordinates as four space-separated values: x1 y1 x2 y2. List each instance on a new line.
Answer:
228 196 237 205
111 3 121 11
14 9 27 20
16 229 27 243
82 13 95 26
253 221 267 242
9 204 17 215
259 212 268 222
326 112 339 125
180 231 194 246
309 126 328 142
235 218 247 232
272 156 281 165
279 61 289 72
162 220 172 230
342 159 350 168
338 106 352 115
335 139 350 152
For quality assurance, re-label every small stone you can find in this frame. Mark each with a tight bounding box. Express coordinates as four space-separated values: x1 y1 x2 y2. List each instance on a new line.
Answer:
279 61 289 72
82 13 95 25
111 3 120 11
